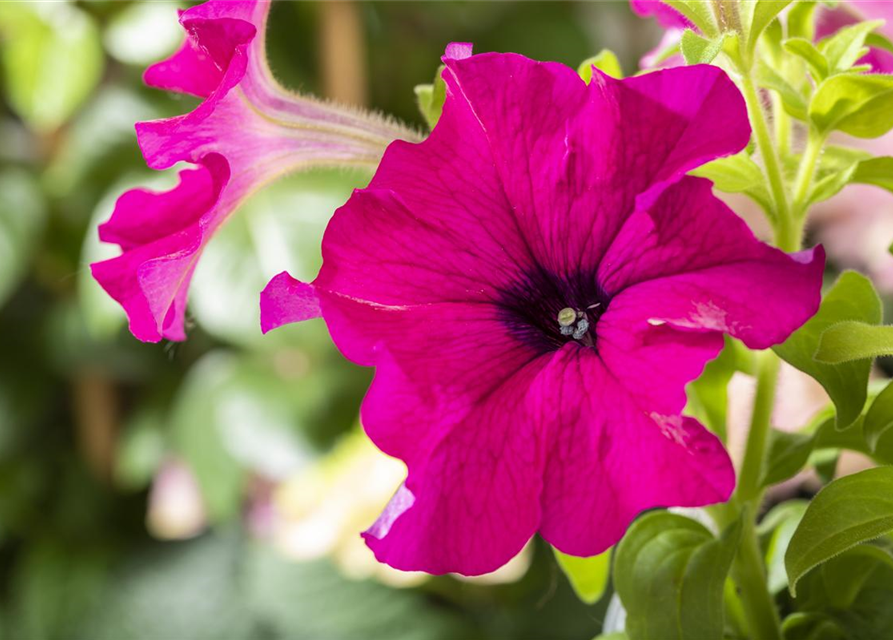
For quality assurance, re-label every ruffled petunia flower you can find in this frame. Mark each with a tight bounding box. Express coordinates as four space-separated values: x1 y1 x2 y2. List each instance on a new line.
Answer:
91 0 417 342
261 45 824 575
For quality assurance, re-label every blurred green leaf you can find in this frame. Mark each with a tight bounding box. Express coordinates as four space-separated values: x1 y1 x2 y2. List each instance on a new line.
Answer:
680 30 724 66
104 2 183 66
170 350 321 522
781 612 847 640
818 20 883 75
0 2 103 131
554 546 611 605
578 49 622 81
414 65 446 130
815 321 893 363
786 466 893 596
190 170 367 349
810 74 893 138
664 0 717 37
246 544 469 640
760 500 809 594
784 37 829 80
864 379 893 452
775 271 882 429
0 170 46 308
762 429 815 487
114 407 166 493
687 338 752 440
615 512 740 640
690 151 764 193
82 533 254 640
755 60 809 120
787 1 818 41
744 0 793 60
852 156 893 192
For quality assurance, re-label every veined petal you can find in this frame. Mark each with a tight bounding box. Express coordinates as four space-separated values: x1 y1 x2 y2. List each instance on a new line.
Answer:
535 347 733 557
93 0 416 343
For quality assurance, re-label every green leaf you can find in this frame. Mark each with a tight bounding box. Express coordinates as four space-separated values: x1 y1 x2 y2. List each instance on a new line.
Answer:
686 338 748 440
553 546 611 604
578 49 623 81
787 0 818 41
0 3 103 131
815 321 893 363
190 170 367 349
762 429 815 487
414 64 446 130
745 1 793 59
820 544 893 608
852 156 893 192
784 37 830 80
806 163 858 206
755 61 809 120
664 0 718 38
774 271 882 429
680 30 725 65
785 466 893 595
810 74 893 138
615 512 740 640
689 151 764 192
819 19 884 74
866 31 893 57
781 613 847 640
760 500 809 593
865 380 893 452
0 170 45 308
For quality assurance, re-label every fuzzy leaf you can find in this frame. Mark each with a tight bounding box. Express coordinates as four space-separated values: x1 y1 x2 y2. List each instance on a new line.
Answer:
819 19 884 74
745 0 793 59
810 74 893 138
774 271 882 429
755 61 809 120
664 0 717 37
615 512 740 640
681 30 724 65
784 37 829 80
786 466 893 596
815 321 893 363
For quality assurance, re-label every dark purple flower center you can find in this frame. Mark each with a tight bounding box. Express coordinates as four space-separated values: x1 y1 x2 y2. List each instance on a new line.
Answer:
498 269 611 353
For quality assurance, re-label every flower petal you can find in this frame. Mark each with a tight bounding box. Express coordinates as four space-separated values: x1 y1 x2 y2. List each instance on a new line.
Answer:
259 272 321 334
534 347 734 557
629 0 690 28
362 355 549 576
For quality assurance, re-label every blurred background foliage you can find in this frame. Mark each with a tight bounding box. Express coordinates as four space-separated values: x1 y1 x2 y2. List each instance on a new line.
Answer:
0 2 657 639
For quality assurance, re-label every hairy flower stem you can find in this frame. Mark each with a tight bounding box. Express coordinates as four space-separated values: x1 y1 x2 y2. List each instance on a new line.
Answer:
739 73 793 240
725 60 807 640
792 129 826 220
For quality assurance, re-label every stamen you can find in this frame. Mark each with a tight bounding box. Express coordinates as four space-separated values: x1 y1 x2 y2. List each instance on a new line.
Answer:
558 307 577 327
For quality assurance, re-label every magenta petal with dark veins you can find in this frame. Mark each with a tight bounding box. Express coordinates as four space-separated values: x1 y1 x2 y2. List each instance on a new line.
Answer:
262 46 824 575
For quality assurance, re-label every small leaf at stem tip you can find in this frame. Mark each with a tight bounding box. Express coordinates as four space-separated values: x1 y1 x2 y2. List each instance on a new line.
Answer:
819 19 885 75
553 546 611 604
577 49 622 82
785 466 893 596
774 271 882 430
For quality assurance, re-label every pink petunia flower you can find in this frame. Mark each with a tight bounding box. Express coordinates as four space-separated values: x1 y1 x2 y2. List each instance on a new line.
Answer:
629 0 689 29
260 46 824 575
91 0 416 342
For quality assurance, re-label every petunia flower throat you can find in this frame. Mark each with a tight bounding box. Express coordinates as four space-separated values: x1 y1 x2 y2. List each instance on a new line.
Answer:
261 45 824 576
91 0 417 342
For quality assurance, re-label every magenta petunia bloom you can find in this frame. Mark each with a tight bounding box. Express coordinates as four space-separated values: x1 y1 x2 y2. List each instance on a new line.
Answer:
261 46 824 575
91 0 416 342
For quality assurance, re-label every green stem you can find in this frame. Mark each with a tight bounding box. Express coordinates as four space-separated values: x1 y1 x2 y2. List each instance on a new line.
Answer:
737 352 780 503
791 128 826 219
772 93 791 160
739 72 792 230
731 513 784 640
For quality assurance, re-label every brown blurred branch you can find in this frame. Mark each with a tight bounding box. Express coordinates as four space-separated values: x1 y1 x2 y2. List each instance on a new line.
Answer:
318 1 368 106
72 369 119 483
